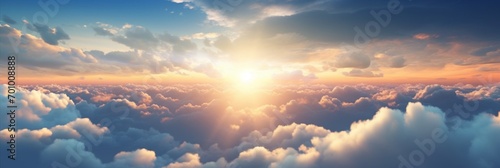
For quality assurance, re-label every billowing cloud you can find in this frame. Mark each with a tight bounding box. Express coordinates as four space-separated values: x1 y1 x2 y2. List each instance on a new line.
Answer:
111 25 159 50
2 84 499 167
0 84 81 129
107 148 157 168
224 102 500 168
93 27 115 36
0 25 119 75
158 32 197 54
334 52 371 69
166 153 202 168
0 24 222 77
2 0 500 167
185 0 499 73
388 56 406 68
26 22 70 45
41 139 104 168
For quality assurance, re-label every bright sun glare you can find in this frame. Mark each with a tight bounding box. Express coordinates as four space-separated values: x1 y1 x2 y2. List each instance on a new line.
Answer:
228 69 268 91
239 71 255 84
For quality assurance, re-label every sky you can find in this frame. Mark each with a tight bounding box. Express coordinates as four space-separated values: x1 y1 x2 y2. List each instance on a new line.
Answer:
0 0 498 85
0 0 500 168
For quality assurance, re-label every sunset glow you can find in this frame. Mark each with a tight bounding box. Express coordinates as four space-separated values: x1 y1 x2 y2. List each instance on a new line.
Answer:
1 0 499 168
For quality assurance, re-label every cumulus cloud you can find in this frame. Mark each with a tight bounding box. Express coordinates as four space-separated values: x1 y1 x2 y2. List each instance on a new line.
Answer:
27 23 70 45
2 84 499 167
68 83 499 142
41 139 104 168
93 27 115 36
166 153 202 168
196 1 499 71
0 84 80 129
92 22 197 54
0 24 220 77
158 32 197 54
223 102 500 168
334 52 371 69
91 22 115 35
0 25 122 75
86 22 220 76
60 48 99 63
112 26 159 50
389 56 406 68
51 118 109 138
108 148 157 168
40 140 160 168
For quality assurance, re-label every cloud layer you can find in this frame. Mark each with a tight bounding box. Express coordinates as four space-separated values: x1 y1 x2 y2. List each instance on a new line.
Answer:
0 83 499 167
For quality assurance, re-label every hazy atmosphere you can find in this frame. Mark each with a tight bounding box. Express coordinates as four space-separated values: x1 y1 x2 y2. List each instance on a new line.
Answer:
1 0 499 167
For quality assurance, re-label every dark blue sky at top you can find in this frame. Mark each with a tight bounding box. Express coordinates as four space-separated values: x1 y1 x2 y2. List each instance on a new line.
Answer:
0 0 212 35
2 0 500 41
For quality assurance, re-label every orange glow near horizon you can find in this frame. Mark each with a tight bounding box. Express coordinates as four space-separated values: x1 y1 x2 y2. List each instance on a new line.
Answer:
3 61 498 86
7 72 498 86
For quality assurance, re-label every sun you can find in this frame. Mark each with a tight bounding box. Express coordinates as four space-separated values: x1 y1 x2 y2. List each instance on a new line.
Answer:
222 68 269 91
239 71 255 84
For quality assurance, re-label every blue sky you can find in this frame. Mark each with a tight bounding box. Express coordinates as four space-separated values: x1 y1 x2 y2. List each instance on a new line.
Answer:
1 0 221 52
0 0 499 84
1 0 209 34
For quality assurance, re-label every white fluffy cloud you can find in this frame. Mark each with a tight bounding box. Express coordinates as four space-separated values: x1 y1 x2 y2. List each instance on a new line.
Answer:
108 148 157 168
0 84 80 129
166 153 202 168
41 139 105 168
0 24 223 77
2 84 499 168
225 102 500 168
